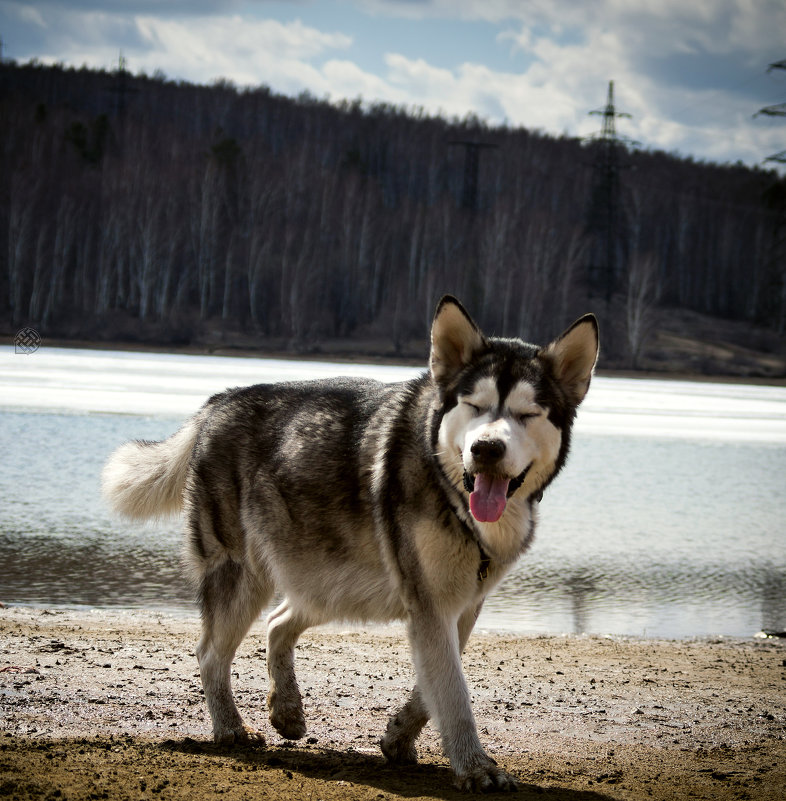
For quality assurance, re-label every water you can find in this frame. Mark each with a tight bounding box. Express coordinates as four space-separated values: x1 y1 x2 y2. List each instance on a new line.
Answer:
1 346 785 638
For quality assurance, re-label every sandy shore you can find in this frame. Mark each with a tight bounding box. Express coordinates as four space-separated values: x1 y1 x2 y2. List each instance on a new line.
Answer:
1 605 784 800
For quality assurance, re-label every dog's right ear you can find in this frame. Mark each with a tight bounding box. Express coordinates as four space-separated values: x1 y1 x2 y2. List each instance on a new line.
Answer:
430 295 485 385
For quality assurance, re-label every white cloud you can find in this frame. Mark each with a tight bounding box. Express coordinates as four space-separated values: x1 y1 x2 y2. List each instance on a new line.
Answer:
419 0 786 164
13 4 46 27
321 58 409 104
6 5 353 89
356 0 556 24
2 0 784 167
132 15 352 87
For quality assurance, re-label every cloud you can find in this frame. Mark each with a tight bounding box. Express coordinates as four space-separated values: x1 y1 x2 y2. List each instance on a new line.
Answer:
380 53 564 127
132 15 352 87
11 4 46 27
456 0 786 164
26 0 246 14
1 0 784 167
3 3 353 91
321 58 409 104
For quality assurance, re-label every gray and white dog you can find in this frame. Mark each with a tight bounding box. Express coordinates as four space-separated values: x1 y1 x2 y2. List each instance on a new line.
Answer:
103 296 598 792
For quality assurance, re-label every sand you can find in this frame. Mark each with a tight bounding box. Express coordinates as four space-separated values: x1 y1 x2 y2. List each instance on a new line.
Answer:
1 605 784 800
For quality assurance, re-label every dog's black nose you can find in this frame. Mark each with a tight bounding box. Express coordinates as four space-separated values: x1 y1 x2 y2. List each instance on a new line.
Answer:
470 438 506 462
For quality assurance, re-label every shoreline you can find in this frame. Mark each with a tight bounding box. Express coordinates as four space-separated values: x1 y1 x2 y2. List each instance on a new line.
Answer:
6 333 786 387
2 606 784 800
2 599 779 642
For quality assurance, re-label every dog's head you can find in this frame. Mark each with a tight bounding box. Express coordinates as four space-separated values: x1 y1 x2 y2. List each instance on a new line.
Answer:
431 296 598 525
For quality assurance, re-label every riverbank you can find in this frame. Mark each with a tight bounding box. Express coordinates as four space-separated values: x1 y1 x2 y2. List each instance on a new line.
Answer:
7 333 786 385
6 297 786 383
1 606 784 800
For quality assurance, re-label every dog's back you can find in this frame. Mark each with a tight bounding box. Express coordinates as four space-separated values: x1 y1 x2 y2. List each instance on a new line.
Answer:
103 376 427 623
181 379 415 616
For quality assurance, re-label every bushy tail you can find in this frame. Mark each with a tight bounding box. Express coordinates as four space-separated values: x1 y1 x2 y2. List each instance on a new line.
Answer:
102 417 200 520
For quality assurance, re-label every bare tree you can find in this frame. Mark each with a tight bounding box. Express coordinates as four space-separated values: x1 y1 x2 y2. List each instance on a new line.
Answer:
0 60 780 356
626 251 659 369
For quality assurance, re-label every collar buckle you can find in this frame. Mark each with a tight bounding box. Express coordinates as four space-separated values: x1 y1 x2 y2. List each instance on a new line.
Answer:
477 548 491 582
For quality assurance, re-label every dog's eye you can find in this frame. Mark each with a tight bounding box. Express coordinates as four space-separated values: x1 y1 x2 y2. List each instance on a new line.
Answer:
517 412 539 424
464 402 483 416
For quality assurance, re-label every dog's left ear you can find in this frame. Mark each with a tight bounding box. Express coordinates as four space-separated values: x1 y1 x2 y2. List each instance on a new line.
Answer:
542 314 599 406
430 295 486 385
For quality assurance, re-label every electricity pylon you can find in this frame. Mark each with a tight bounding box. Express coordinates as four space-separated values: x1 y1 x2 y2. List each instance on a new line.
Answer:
755 58 786 333
584 80 635 302
755 59 786 164
107 52 137 117
448 140 498 212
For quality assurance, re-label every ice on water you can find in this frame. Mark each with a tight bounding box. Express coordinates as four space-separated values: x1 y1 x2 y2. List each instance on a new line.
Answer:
3 346 786 443
2 346 785 637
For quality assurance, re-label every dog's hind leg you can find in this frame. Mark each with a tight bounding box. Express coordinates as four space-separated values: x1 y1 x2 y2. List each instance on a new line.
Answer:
380 685 428 764
196 559 272 745
266 599 311 740
381 602 483 765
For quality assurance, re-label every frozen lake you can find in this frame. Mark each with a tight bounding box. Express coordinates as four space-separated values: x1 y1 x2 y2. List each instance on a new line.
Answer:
2 346 785 638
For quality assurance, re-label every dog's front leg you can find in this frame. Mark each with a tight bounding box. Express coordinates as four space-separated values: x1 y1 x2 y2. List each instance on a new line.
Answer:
382 602 483 765
408 610 517 792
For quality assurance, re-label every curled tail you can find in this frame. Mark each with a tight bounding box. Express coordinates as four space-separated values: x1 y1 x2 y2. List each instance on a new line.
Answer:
102 417 201 520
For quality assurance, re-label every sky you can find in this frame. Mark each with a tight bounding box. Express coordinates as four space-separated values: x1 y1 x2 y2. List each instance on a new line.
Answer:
1 0 785 170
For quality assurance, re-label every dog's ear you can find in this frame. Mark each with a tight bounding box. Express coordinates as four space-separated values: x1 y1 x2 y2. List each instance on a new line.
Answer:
541 314 599 406
430 295 485 384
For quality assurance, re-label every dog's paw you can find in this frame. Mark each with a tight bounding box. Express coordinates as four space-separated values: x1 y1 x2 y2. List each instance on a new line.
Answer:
454 763 518 793
270 713 307 741
379 732 418 765
268 690 307 740
214 725 266 748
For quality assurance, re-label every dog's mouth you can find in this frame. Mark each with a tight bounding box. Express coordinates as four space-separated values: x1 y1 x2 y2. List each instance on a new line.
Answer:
463 465 531 523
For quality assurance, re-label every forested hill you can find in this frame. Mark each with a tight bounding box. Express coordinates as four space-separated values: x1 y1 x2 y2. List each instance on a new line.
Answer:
1 61 784 374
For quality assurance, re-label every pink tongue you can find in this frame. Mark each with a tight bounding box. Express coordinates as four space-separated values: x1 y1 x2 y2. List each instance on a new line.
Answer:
469 474 510 523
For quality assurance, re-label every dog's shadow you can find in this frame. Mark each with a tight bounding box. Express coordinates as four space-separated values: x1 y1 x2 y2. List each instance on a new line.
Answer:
161 738 613 800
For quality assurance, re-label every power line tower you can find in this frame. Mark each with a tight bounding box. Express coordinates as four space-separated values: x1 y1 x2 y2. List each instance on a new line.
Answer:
755 58 786 164
448 140 498 212
107 51 137 118
584 80 634 303
755 58 786 332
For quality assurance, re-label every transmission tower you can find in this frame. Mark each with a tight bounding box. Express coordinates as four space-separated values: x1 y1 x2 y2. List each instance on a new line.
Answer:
755 58 786 332
107 51 137 117
584 80 634 303
448 140 498 212
755 59 786 164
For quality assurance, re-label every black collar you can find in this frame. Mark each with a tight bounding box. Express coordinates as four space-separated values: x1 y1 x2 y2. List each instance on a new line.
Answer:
477 546 492 582
475 489 543 582
449 460 544 583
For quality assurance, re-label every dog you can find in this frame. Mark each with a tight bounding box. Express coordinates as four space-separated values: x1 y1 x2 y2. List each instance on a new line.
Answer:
102 296 598 792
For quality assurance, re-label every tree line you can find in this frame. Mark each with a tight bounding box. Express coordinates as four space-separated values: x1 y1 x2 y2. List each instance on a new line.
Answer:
1 61 783 363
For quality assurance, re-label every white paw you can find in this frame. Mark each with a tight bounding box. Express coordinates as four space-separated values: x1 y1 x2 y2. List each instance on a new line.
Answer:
454 760 518 793
214 724 266 747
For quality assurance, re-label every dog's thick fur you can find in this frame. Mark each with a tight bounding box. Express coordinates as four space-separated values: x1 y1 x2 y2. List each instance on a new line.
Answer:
103 296 598 792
